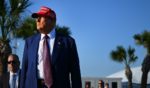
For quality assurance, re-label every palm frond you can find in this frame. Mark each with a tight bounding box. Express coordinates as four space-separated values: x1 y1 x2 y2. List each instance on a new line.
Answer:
134 30 150 54
56 25 71 36
117 46 126 59
127 46 138 64
110 50 124 62
110 46 126 63
15 17 37 39
133 34 143 45
9 0 31 16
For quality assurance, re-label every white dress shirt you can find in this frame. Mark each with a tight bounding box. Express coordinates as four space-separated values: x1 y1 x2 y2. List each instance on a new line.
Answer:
37 28 56 79
9 70 20 88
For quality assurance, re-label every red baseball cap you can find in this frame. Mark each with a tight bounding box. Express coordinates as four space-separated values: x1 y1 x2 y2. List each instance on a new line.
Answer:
32 6 56 19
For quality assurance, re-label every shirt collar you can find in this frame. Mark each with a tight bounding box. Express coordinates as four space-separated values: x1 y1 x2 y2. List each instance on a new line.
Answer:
10 70 20 76
41 28 56 40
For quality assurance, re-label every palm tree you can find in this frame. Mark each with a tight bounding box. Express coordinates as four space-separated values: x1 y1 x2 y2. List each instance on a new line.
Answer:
0 0 31 75
16 17 37 39
133 30 150 88
55 25 71 36
110 46 138 88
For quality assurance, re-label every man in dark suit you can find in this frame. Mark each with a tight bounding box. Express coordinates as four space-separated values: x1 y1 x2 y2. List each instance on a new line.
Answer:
20 6 82 88
0 54 21 88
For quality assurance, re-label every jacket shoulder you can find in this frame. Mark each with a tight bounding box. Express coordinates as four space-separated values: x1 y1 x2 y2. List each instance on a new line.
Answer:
25 33 40 42
56 32 75 41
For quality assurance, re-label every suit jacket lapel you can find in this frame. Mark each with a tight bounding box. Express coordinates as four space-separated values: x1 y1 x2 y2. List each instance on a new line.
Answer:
52 34 63 65
30 33 63 66
31 34 41 67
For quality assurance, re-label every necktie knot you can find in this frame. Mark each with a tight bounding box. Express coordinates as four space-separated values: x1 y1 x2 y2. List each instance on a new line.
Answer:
44 35 49 40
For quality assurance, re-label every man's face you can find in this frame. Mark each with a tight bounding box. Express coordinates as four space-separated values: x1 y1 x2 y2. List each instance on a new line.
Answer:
7 55 20 73
98 80 103 88
36 16 55 34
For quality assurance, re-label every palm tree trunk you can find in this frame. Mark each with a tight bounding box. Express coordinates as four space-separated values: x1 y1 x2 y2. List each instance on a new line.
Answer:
0 58 7 75
0 39 12 75
141 70 148 88
125 66 133 88
128 77 133 88
140 55 150 88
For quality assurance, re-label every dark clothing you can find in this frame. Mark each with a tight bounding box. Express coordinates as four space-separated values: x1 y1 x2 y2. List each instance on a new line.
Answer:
20 32 82 88
0 71 20 88
38 79 48 88
0 72 10 88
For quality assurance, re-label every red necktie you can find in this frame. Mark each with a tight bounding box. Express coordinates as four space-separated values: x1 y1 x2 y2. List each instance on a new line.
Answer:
43 35 53 88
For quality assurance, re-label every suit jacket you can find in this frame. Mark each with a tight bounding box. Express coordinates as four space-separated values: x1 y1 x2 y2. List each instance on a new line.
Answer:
20 32 82 88
0 71 21 88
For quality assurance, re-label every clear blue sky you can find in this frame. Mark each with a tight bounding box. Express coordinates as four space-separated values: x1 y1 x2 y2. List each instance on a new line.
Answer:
15 0 150 77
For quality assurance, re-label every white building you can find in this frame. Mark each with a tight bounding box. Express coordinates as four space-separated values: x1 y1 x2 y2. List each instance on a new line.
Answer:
82 77 122 88
107 66 150 88
107 66 150 83
82 66 150 88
